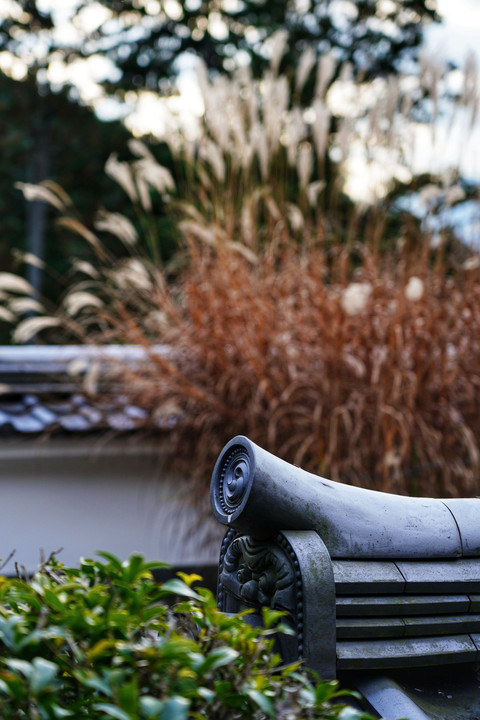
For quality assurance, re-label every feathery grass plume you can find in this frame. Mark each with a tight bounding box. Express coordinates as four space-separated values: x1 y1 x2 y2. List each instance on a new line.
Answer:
404 276 424 301
72 260 100 278
63 292 104 317
0 307 15 323
307 180 326 207
9 298 45 315
105 153 136 196
419 52 445 122
95 211 139 248
14 182 67 212
463 256 480 271
111 258 155 291
284 107 307 166
41 179 74 208
295 46 316 96
162 49 478 252
198 137 226 183
312 99 331 158
128 138 156 162
0 273 35 295
286 203 304 233
251 122 270 181
263 74 289 152
297 141 314 189
341 282 373 316
134 157 175 195
268 28 289 76
315 51 337 99
12 251 46 269
13 317 61 344
56 218 104 255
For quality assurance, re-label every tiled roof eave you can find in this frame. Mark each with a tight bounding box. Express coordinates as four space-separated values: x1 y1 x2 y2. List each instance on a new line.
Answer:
0 345 171 435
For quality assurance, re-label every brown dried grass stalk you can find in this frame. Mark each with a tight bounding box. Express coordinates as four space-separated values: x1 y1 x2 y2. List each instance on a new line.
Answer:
5 184 480 498
71 238 480 500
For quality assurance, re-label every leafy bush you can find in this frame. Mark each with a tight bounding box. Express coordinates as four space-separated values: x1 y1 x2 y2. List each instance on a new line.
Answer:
0 553 374 719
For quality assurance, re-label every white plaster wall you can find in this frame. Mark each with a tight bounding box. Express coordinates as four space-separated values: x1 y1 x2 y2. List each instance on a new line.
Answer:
0 436 224 574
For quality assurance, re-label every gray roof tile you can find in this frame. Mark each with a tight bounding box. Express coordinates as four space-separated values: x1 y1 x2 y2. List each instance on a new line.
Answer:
59 414 95 432
0 345 167 435
10 413 46 433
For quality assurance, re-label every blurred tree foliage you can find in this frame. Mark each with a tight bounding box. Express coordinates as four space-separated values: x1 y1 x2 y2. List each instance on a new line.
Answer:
94 0 440 88
1 1 440 97
0 0 440 337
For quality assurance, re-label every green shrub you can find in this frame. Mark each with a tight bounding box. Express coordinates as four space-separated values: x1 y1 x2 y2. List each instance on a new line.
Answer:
0 553 374 719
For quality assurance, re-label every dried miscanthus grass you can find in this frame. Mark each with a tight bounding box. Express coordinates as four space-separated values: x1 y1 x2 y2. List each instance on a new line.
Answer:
63 291 104 317
0 273 35 295
268 29 289 76
95 211 139 248
295 46 316 96
4 51 480 499
157 50 480 261
4 180 480 498
13 316 62 344
14 182 68 212
56 218 104 255
73 240 480 499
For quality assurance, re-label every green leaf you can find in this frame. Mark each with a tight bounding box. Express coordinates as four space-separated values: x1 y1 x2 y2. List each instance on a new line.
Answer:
0 678 11 696
213 680 233 698
338 708 376 720
51 705 74 718
30 581 46 598
118 677 139 714
161 579 202 601
176 572 202 587
246 689 274 717
92 703 132 720
139 696 164 717
197 646 239 673
122 553 145 582
30 657 58 693
138 605 166 624
160 697 189 720
87 639 118 660
96 552 124 571
196 687 215 703
261 607 288 629
44 588 67 611
73 670 112 697
5 658 33 678
274 622 296 636
280 661 303 677
314 679 341 703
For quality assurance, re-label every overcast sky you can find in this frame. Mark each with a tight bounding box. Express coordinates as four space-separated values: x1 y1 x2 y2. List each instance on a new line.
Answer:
426 0 480 64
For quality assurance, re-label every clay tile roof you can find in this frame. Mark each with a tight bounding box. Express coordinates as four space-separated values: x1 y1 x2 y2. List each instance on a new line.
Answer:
0 346 162 435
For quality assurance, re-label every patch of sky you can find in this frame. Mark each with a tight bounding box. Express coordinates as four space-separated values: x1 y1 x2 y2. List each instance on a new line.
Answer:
396 191 480 251
393 0 480 248
425 0 480 67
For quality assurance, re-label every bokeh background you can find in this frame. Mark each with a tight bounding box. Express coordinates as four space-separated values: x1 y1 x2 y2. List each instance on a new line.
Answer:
2 0 480 501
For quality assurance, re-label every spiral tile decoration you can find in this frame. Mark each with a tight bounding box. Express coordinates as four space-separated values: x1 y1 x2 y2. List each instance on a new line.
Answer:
211 439 255 523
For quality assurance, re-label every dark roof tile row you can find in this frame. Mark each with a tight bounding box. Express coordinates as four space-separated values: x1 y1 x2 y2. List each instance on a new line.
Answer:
0 346 159 435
